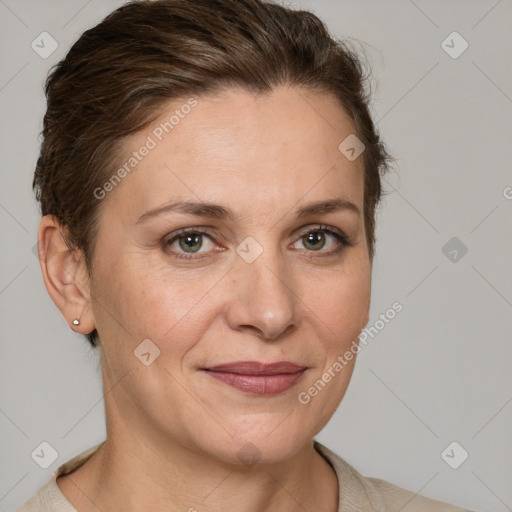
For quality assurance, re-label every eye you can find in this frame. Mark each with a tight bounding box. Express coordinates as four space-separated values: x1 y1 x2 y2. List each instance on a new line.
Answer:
291 225 350 254
164 228 217 259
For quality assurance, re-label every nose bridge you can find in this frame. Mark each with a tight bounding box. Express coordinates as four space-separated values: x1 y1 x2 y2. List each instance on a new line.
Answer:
227 233 299 340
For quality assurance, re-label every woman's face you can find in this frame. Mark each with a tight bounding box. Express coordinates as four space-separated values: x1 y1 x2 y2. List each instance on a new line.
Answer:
86 85 371 464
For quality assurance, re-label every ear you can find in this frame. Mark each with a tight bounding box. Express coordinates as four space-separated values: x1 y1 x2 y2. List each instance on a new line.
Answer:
36 215 96 335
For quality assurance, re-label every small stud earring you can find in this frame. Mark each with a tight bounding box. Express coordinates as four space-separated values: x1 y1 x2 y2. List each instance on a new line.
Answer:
72 319 80 326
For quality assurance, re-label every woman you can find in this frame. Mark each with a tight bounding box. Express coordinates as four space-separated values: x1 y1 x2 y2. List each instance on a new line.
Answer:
20 0 471 510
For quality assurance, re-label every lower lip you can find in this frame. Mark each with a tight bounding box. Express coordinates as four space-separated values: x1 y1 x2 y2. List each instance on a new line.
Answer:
203 369 306 395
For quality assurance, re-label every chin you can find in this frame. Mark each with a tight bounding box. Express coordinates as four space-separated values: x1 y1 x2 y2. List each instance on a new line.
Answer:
197 417 314 467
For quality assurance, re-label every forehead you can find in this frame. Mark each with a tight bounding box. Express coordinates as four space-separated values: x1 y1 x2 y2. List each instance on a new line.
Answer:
105 85 365 221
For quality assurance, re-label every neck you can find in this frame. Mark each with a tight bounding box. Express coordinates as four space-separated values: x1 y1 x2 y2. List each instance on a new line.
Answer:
57 424 338 512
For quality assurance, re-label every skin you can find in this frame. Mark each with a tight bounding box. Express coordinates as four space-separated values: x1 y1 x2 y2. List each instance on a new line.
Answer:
38 84 371 512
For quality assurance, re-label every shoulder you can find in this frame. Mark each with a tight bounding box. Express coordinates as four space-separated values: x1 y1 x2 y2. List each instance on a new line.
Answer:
17 477 72 512
364 476 472 511
314 441 474 512
17 442 105 512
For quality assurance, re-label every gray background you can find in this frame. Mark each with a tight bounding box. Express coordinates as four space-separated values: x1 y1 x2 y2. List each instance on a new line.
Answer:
1 0 511 510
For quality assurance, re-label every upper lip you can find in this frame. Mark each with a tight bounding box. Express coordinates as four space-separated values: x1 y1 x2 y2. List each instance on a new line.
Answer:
203 361 307 375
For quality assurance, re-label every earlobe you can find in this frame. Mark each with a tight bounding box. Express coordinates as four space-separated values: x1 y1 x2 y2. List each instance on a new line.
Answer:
37 215 96 334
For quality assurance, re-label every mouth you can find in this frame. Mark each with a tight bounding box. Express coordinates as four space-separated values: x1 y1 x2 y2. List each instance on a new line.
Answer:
200 361 308 395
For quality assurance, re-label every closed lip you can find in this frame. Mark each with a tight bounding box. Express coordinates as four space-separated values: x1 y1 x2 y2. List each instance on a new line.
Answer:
202 361 307 375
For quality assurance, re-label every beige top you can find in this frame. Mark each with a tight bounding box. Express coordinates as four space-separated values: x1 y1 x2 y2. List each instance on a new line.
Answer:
18 441 472 511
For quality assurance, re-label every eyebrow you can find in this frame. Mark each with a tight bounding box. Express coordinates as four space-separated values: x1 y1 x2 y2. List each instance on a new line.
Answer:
136 197 360 224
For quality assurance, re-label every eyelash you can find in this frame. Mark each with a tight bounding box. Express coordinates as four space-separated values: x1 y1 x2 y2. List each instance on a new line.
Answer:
162 225 352 261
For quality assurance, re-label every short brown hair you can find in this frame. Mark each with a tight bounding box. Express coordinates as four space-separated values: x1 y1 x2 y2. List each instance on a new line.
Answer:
33 0 393 348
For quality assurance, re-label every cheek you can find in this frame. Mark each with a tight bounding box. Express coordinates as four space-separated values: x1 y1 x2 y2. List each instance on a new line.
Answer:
303 261 371 347
91 255 223 357
295 265 370 432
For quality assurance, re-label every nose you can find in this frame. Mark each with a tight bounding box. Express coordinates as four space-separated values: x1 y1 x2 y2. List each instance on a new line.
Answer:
224 248 299 341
